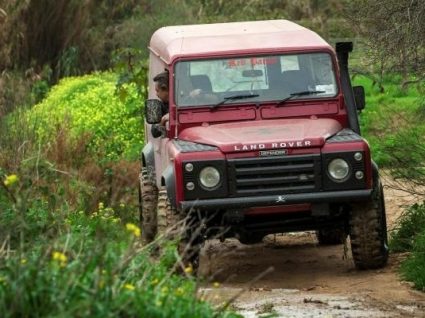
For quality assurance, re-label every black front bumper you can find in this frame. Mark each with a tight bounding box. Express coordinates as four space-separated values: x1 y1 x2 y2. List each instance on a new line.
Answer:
180 189 372 211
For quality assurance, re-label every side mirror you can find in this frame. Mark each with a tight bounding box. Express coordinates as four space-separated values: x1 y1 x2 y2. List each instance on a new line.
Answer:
353 86 365 111
144 99 163 124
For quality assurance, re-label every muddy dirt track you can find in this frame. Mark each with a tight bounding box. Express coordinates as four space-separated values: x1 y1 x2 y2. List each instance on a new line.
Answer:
198 177 425 317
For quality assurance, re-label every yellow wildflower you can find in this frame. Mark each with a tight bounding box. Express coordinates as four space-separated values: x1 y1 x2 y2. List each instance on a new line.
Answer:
52 251 67 267
161 286 169 294
175 287 184 296
20 259 27 265
184 265 193 274
213 282 220 288
3 174 18 187
125 223 141 237
124 283 135 291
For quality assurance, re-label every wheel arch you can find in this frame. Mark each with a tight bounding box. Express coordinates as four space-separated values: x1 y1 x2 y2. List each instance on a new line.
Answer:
141 142 155 169
371 160 381 189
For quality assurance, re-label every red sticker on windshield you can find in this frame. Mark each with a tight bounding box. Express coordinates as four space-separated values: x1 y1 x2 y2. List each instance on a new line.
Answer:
227 57 278 68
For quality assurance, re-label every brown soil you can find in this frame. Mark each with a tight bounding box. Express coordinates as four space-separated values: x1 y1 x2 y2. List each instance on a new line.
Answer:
198 176 425 317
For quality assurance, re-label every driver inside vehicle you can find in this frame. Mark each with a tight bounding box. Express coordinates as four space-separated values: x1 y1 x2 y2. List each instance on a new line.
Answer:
151 71 170 138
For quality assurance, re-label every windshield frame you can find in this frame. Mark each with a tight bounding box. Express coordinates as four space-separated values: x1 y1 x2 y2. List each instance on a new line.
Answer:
173 50 340 109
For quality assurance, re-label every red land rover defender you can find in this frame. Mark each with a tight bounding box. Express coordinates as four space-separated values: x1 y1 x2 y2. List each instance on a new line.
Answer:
139 20 388 270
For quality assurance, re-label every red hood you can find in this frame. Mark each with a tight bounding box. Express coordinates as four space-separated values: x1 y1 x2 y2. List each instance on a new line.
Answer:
178 118 342 153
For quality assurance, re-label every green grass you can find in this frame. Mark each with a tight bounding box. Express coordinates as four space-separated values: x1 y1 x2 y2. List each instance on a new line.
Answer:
353 75 424 167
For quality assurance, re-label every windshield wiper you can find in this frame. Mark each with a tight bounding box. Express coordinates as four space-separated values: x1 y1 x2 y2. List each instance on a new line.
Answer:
276 90 325 107
211 94 260 110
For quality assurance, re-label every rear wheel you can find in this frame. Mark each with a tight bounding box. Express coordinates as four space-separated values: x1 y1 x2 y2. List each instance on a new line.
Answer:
139 168 158 243
349 182 388 269
157 187 202 272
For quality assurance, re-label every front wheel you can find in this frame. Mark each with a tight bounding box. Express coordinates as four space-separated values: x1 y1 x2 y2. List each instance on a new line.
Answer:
349 182 388 269
156 187 202 272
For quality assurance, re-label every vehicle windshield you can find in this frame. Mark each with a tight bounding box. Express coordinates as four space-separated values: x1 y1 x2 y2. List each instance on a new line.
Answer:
174 52 338 107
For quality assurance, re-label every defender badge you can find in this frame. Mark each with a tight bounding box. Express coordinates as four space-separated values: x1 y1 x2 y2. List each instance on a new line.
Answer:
259 150 288 156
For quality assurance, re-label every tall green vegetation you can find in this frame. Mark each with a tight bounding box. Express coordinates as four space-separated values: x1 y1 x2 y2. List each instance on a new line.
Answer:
0 180 236 317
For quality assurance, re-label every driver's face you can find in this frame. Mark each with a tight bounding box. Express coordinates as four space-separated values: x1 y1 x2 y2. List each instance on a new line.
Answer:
155 83 169 103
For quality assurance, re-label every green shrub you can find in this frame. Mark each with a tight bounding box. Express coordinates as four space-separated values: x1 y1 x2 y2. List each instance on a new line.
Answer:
28 72 144 162
400 230 425 291
390 202 425 253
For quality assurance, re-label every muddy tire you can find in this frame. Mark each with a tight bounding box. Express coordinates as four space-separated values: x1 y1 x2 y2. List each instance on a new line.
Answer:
316 228 346 245
139 168 158 243
157 187 180 238
349 182 388 269
157 187 201 272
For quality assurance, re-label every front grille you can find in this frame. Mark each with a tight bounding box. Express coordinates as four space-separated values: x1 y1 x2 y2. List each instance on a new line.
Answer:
228 154 321 196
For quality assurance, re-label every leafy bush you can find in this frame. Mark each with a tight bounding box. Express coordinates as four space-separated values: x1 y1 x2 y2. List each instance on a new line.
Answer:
28 72 144 162
390 202 425 252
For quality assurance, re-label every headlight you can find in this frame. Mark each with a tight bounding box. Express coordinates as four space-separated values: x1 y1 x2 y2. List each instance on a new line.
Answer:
328 158 350 182
199 166 221 189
